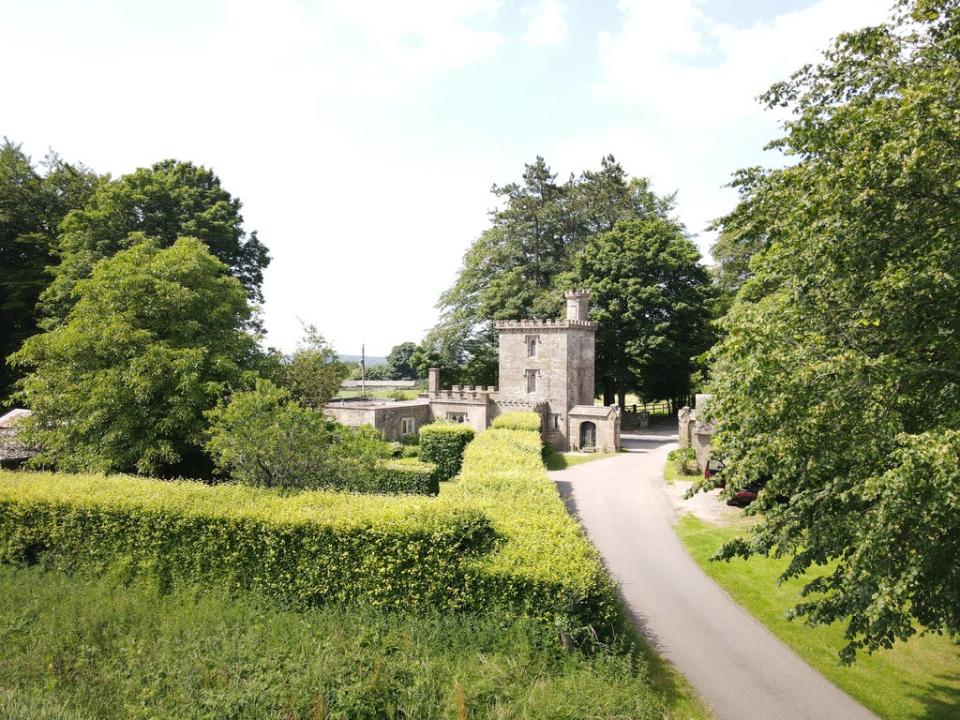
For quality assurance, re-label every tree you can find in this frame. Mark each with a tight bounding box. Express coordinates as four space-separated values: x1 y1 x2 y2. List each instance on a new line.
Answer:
40 159 269 326
279 325 347 408
701 0 960 661
385 342 418 380
206 379 383 490
572 218 714 409
0 140 99 406
10 237 255 477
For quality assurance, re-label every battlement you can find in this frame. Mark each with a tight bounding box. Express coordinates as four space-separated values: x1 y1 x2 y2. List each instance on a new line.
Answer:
429 385 497 403
495 318 596 330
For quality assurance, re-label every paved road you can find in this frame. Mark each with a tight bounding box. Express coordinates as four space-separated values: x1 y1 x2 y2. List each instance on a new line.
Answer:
550 429 877 720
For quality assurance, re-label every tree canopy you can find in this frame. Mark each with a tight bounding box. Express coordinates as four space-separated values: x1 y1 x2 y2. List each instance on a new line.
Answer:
11 237 255 477
573 218 714 407
40 159 269 326
0 140 99 406
702 0 960 660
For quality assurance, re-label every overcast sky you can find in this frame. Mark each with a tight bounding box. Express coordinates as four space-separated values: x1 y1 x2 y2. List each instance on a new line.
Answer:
2 0 890 355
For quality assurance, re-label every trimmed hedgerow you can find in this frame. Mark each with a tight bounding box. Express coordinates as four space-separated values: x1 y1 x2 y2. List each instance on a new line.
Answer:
490 412 543 433
0 471 491 610
368 459 438 495
419 424 475 480
447 412 619 638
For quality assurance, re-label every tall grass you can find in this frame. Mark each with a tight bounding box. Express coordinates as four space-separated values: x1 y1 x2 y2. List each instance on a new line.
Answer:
0 566 665 720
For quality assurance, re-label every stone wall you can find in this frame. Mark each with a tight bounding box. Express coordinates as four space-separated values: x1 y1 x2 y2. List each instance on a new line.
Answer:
324 400 433 441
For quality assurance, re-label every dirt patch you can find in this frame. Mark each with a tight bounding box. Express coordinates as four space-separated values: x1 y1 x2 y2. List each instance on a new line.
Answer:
664 477 740 524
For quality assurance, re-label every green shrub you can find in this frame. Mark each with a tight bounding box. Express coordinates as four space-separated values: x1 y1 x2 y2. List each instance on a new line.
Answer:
419 424 475 480
401 444 420 458
205 380 389 491
0 471 492 610
491 412 543 432
670 447 698 476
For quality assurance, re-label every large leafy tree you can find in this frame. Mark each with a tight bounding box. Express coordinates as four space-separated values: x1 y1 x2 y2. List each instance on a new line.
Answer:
0 140 99 406
573 218 714 408
428 155 682 393
385 341 418 380
11 237 255 477
40 159 269 326
279 325 348 408
703 0 960 660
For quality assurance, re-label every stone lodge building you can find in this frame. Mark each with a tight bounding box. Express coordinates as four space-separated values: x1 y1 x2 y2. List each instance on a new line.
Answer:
324 290 621 452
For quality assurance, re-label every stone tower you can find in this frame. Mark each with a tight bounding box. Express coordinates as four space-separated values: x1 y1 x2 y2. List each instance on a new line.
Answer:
494 289 599 449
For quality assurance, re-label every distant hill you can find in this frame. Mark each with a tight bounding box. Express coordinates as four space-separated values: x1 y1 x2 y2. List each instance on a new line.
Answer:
339 354 387 366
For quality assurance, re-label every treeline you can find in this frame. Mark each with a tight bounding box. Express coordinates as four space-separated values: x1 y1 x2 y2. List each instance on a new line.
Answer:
0 143 350 478
414 155 716 408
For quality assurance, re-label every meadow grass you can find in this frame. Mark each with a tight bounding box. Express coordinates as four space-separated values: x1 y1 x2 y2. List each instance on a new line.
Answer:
0 565 670 720
675 514 960 720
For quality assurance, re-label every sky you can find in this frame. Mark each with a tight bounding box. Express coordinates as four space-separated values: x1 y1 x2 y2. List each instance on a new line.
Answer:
1 0 891 355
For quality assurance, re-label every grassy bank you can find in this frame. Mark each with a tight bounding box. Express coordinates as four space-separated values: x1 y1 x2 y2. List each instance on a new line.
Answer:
0 565 666 720
543 446 618 471
676 515 960 720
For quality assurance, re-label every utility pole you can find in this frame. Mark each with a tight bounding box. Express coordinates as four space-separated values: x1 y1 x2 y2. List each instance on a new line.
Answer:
361 343 366 398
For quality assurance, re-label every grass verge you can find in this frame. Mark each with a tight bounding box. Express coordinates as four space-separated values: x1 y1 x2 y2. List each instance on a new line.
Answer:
663 449 701 485
0 565 667 720
675 514 960 720
543 446 619 471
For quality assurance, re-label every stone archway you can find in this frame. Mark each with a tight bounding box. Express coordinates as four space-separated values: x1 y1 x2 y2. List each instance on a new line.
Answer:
580 421 596 449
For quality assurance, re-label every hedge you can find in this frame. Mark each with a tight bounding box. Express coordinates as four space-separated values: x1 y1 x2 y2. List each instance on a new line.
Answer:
0 471 491 610
490 412 543 433
419 424 475 480
368 459 438 495
446 412 620 636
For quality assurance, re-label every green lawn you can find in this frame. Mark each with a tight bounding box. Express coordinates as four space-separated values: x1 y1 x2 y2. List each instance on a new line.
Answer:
543 446 620 471
0 565 706 720
334 388 419 400
675 514 960 720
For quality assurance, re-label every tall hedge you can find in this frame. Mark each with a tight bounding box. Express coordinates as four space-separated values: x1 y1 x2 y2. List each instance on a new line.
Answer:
0 472 491 610
490 412 543 433
419 424 475 480
448 412 620 637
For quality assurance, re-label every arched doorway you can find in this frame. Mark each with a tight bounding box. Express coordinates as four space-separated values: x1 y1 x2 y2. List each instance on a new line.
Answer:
580 421 596 449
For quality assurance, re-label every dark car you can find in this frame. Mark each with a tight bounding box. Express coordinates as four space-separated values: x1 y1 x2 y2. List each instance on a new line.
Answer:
726 478 767 507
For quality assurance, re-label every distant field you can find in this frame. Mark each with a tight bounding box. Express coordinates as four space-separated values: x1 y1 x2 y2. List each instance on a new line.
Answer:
333 388 419 400
676 515 960 720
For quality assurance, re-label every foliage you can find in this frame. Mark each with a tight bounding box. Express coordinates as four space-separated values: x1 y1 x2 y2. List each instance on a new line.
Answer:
419 423 476 480
425 155 681 390
40 159 269 326
386 341 419 379
205 380 400 492
491 412 543 432
278 324 347 408
702 0 960 660
573 218 715 406
10 238 254 477
0 469 492 610
0 140 99 406
0 566 668 720
677 515 960 720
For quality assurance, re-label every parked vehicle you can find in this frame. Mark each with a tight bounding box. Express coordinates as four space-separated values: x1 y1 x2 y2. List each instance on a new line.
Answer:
726 478 767 507
704 458 725 487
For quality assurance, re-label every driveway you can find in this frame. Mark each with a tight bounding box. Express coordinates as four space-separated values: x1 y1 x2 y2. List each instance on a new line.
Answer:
550 428 877 720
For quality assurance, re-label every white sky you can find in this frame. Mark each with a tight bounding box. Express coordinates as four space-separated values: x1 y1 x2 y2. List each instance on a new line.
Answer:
1 0 890 355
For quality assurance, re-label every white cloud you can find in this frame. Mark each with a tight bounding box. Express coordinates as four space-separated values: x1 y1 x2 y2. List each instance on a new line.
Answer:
596 0 890 128
522 0 569 48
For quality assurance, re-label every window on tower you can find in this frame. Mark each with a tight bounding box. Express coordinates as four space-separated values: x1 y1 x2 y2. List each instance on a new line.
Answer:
526 335 538 357
526 370 538 394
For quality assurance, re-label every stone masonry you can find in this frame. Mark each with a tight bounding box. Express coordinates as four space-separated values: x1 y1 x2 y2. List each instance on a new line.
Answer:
325 290 621 451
